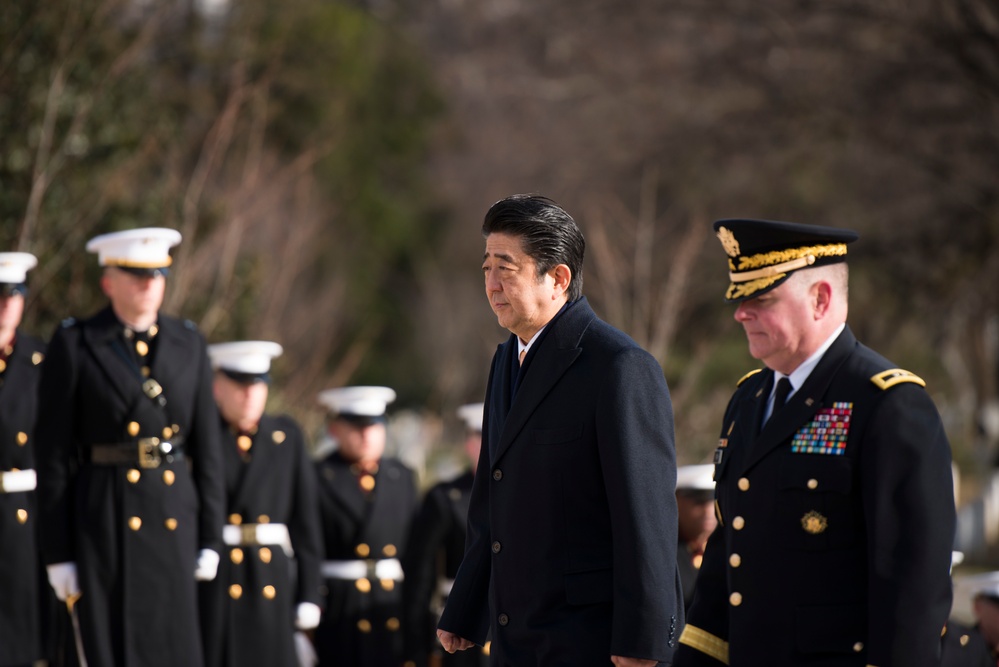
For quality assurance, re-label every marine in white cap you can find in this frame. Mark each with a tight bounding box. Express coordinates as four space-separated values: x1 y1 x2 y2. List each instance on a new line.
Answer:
199 341 324 667
674 464 717 614
401 403 490 667
35 227 225 667
0 251 47 665
313 385 418 667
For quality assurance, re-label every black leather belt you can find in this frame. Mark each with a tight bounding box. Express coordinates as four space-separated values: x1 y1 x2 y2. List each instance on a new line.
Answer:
89 437 185 468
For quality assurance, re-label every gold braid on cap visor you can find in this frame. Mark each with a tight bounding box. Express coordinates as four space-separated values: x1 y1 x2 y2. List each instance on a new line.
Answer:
724 243 848 301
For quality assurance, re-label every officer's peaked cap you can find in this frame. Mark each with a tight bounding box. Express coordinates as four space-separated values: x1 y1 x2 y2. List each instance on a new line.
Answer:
676 464 716 492
457 403 484 433
208 341 283 384
0 252 37 284
87 227 182 270
318 386 396 419
713 219 858 302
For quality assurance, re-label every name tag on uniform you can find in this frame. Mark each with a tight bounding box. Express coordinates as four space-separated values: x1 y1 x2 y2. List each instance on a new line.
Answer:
713 438 727 465
791 402 852 455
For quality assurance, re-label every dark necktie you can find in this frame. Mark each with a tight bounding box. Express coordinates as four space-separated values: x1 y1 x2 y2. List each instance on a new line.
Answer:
770 377 793 422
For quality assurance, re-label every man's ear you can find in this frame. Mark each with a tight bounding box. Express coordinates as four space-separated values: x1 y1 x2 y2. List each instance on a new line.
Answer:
551 264 572 298
99 271 113 299
812 279 833 319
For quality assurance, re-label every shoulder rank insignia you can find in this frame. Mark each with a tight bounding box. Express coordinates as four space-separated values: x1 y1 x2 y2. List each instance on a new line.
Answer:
737 368 762 386
870 368 926 390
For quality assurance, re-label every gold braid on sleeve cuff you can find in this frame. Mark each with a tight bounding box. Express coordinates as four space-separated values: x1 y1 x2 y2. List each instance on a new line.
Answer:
678 625 730 665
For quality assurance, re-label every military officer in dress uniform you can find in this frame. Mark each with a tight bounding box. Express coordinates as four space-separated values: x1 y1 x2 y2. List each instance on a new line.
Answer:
35 228 225 667
313 385 418 667
675 219 956 667
199 341 323 667
0 253 46 667
675 465 717 614
401 402 489 667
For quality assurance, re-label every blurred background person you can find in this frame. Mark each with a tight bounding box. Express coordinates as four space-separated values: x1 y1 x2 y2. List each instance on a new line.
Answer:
402 402 489 667
0 252 47 667
674 464 717 614
313 386 418 667
199 340 323 667
35 228 225 667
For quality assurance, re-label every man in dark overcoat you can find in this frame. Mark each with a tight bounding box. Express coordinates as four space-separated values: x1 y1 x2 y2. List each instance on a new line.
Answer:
402 402 489 667
0 252 47 666
313 385 418 666
35 228 225 667
199 340 323 667
436 194 683 667
675 219 956 667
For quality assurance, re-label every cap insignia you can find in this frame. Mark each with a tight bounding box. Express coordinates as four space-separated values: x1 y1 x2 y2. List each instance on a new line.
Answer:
716 226 740 257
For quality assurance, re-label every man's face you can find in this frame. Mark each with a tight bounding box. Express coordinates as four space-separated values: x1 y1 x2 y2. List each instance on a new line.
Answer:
676 493 717 543
732 277 814 374
329 419 386 465
0 293 25 333
101 268 166 322
213 374 269 429
482 232 558 341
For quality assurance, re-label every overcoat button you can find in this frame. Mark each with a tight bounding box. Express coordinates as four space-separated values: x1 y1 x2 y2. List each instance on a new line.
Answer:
492 541 502 553
498 614 509 626
493 469 503 481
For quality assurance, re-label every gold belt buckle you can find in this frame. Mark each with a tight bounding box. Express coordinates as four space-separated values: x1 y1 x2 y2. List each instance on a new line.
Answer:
137 438 162 469
240 524 258 545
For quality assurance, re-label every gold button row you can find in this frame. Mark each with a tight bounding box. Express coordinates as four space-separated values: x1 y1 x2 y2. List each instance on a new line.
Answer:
228 585 277 600
228 514 272 525
356 618 400 633
126 469 175 485
354 577 397 593
354 543 397 558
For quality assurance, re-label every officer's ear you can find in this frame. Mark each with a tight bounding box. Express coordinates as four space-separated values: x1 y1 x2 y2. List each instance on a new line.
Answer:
99 269 114 299
811 279 833 320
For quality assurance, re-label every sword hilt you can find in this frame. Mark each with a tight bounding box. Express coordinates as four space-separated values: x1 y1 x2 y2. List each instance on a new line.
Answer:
65 591 82 613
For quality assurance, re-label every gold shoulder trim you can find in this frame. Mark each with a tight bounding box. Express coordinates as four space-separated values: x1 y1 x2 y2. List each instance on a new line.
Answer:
679 625 729 665
737 368 763 386
870 368 926 390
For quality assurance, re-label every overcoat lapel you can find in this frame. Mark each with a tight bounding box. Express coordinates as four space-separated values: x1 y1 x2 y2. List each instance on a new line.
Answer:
0 333 37 404
740 327 857 472
80 308 141 413
324 457 367 523
150 317 190 404
491 299 592 465
228 416 277 511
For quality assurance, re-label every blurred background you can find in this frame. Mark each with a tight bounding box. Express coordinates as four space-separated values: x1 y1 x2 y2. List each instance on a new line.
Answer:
3 0 999 573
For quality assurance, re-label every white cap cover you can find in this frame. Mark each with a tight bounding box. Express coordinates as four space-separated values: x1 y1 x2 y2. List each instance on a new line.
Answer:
456 403 484 432
317 386 397 418
675 464 716 492
207 341 283 375
0 252 38 284
86 228 182 268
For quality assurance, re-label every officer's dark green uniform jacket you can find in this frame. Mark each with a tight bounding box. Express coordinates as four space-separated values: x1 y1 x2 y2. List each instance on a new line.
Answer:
677 326 955 667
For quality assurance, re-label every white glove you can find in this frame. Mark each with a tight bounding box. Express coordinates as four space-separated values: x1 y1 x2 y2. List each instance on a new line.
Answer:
194 548 220 581
46 562 80 601
294 631 318 667
295 601 321 630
